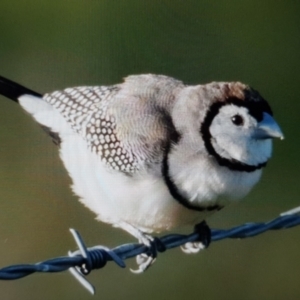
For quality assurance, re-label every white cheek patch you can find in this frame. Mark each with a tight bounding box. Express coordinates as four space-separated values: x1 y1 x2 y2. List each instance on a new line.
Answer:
209 104 272 166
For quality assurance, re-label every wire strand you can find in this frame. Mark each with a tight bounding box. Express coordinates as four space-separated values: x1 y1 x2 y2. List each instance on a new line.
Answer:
0 207 299 294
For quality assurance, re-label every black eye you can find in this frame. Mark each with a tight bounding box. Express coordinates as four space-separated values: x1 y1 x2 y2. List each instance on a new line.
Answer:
231 114 244 126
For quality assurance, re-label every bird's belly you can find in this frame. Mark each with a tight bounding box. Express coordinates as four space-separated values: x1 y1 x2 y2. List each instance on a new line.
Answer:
59 133 206 233
94 167 206 233
108 175 207 233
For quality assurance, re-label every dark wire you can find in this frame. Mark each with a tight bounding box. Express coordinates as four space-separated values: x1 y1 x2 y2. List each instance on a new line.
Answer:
0 209 299 294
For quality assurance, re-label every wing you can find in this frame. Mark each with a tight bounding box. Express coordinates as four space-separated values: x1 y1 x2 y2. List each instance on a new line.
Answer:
43 75 183 174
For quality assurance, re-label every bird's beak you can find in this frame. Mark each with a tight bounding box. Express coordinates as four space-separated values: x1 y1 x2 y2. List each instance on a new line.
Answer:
253 112 284 140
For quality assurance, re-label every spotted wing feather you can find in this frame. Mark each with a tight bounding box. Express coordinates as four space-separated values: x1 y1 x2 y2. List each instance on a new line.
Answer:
43 85 136 172
43 75 183 174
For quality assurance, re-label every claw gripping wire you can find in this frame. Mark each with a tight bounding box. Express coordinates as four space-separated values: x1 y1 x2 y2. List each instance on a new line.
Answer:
0 207 298 294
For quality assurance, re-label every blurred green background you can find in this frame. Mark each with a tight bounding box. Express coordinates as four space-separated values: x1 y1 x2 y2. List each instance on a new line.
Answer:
0 1 299 299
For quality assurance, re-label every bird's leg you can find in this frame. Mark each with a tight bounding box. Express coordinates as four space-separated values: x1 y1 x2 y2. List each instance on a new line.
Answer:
181 221 211 254
118 221 165 273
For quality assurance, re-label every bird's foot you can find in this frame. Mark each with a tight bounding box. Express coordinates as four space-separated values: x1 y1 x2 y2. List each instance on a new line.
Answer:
130 234 165 274
181 241 206 254
118 221 165 273
181 221 211 254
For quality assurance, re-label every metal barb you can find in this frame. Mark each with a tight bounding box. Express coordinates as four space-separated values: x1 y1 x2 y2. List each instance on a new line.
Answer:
280 206 300 216
68 229 95 295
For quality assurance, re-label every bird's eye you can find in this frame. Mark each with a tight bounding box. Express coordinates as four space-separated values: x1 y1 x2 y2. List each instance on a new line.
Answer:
231 114 244 126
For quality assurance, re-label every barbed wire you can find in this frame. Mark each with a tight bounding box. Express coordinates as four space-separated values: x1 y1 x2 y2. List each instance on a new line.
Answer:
0 206 299 294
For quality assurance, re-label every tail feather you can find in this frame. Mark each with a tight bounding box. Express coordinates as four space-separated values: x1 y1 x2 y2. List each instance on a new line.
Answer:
0 75 63 145
0 75 42 102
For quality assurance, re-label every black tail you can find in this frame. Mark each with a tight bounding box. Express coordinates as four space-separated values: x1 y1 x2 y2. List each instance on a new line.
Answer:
0 75 42 102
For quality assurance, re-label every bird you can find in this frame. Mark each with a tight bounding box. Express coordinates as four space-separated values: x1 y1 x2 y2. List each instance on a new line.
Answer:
0 74 283 272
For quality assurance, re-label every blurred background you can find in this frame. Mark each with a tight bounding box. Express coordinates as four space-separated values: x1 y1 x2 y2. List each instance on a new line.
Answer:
0 1 299 299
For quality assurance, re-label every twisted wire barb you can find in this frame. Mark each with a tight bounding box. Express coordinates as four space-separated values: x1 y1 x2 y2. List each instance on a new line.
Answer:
0 207 299 294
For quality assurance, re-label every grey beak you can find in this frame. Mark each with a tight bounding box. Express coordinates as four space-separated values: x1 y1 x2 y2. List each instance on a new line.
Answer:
253 112 284 140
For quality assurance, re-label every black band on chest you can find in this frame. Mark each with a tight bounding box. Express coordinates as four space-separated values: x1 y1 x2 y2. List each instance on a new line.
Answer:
162 144 224 212
160 108 224 212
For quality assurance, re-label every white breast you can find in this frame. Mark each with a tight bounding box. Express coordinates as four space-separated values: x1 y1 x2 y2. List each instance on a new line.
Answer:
169 149 262 207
